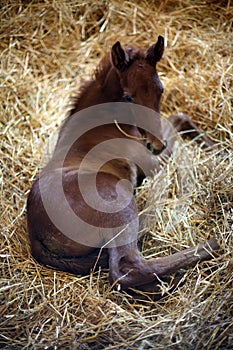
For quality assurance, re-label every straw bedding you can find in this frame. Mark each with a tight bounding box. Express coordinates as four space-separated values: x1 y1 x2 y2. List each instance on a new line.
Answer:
1 0 232 348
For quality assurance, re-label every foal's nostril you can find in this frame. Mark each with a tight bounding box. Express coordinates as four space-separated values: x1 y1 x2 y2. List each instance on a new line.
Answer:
151 140 167 155
146 142 152 151
147 140 167 155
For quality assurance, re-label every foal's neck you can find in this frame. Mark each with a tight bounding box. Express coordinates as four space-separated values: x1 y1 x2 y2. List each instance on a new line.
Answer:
55 59 125 155
69 59 123 114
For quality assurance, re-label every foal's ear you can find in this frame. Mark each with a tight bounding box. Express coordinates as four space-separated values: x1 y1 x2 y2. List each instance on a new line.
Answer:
146 35 164 66
111 41 128 72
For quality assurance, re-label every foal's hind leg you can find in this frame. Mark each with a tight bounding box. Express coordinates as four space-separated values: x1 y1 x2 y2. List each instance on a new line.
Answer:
108 208 219 291
108 237 219 297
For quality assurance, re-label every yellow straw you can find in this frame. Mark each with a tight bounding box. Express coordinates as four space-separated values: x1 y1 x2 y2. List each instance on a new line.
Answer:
114 119 145 141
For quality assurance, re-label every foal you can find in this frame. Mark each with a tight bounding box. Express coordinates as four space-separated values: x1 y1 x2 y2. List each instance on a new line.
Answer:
27 36 219 297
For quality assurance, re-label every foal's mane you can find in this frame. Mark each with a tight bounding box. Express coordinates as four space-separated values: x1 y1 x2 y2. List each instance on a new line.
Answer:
95 54 113 85
67 54 113 117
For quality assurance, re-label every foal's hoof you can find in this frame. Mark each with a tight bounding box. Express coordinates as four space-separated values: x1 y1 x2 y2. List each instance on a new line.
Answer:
125 273 185 302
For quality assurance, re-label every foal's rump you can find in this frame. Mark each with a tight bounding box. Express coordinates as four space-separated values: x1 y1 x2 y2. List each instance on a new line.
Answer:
27 167 139 272
27 172 96 258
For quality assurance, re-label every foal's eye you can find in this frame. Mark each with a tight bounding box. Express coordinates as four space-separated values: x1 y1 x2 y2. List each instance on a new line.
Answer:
123 94 134 102
159 84 165 95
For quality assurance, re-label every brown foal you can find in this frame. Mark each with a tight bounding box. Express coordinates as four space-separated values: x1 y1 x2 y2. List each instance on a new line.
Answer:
27 36 219 298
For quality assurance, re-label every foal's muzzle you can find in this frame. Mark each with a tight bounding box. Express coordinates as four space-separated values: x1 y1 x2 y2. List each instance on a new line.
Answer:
147 140 167 155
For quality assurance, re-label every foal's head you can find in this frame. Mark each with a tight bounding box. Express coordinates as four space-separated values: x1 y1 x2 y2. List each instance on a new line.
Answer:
111 36 166 154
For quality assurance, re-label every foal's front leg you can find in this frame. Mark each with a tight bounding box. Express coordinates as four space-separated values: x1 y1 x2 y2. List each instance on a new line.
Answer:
168 113 214 147
154 113 215 166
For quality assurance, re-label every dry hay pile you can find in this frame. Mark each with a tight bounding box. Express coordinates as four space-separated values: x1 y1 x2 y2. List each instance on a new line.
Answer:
1 0 233 349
